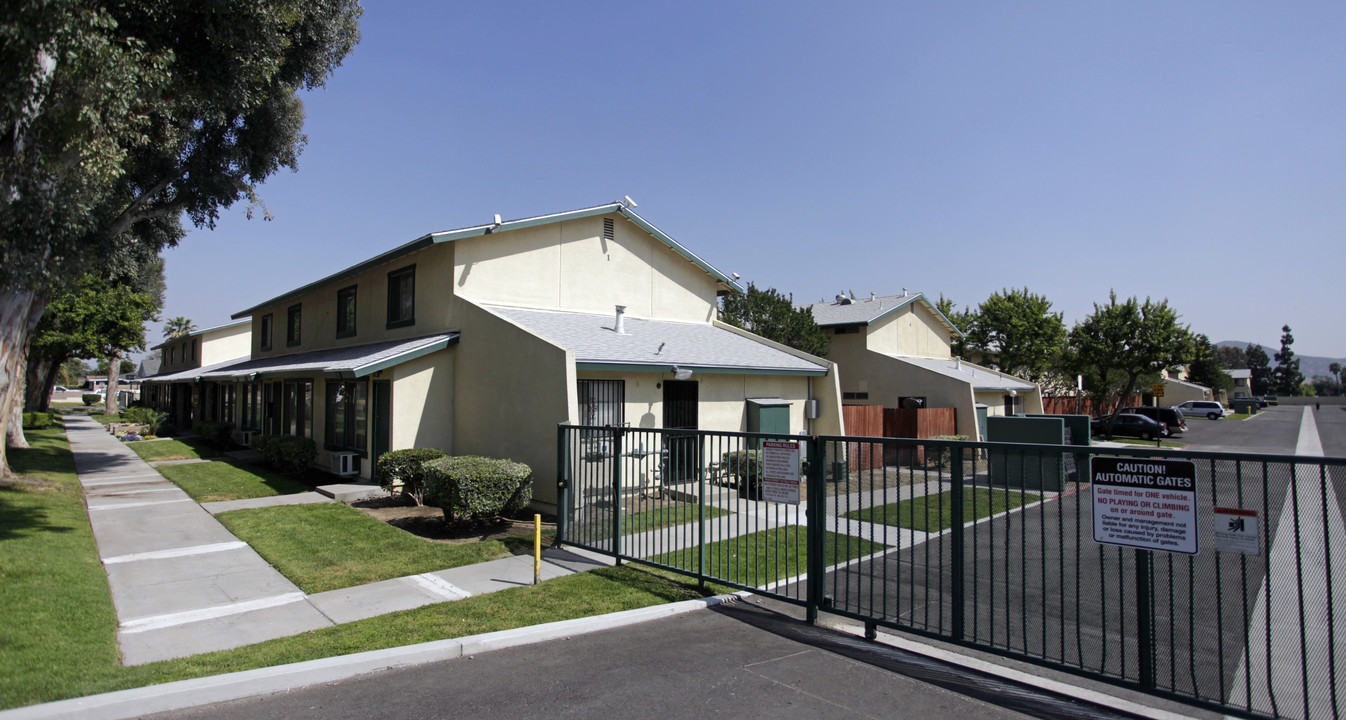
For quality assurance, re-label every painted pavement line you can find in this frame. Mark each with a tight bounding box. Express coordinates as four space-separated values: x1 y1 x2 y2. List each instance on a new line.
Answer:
1229 407 1346 718
102 541 249 565
120 592 308 634
88 498 194 511
412 574 473 600
82 477 170 488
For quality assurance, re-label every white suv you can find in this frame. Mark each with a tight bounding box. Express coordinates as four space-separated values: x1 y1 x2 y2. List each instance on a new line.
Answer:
1174 400 1227 420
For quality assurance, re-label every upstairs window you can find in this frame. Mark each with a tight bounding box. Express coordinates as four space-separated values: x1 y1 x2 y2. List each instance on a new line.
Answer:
287 304 302 347
260 314 274 351
337 285 357 338
387 265 415 329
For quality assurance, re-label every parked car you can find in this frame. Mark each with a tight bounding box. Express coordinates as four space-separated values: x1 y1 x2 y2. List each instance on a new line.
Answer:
1091 413 1167 441
1173 400 1228 420
51 385 68 393
1119 406 1186 437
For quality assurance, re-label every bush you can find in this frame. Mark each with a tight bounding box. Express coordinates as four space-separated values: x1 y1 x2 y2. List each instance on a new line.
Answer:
423 455 532 523
721 449 762 499
256 434 317 475
81 393 101 406
192 420 235 449
377 448 447 506
122 406 169 435
925 435 969 469
21 412 54 430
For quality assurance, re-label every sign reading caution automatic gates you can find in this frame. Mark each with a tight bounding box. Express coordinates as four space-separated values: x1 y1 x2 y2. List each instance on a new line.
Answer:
1091 456 1198 555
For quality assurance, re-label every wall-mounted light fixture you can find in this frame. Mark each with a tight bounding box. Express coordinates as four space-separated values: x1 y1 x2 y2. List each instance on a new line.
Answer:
673 366 693 381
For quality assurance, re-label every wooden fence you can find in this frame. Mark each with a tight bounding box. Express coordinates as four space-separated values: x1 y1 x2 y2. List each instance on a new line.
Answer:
841 405 958 468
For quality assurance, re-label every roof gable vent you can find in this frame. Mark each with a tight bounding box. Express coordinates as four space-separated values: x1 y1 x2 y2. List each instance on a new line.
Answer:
603 218 615 241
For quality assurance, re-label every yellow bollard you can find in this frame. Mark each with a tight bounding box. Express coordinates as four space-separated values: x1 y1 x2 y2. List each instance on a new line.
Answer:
533 513 541 585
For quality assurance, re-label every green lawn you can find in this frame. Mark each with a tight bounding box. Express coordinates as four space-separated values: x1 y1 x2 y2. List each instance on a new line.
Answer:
215 504 513 593
844 488 1038 532
156 460 307 502
127 437 221 463
0 423 721 711
623 503 730 535
1093 435 1185 448
649 526 887 587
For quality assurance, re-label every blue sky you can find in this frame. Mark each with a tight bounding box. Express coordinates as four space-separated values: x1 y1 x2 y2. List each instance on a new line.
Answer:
160 1 1346 359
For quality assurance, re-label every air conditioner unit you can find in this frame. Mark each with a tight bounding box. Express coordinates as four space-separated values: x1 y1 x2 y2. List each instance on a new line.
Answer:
238 430 255 447
331 452 359 478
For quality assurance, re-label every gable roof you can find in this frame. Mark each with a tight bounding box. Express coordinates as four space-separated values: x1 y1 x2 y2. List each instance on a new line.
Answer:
896 355 1036 393
490 306 828 376
800 292 964 338
232 203 744 319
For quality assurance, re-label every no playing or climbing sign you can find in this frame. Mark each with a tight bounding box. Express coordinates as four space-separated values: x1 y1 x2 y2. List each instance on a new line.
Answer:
1091 456 1199 555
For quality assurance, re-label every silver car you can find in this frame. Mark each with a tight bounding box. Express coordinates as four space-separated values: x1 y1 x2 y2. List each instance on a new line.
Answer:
1174 400 1228 420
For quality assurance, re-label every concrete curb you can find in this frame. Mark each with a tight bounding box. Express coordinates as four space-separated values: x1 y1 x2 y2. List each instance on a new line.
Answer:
0 593 747 720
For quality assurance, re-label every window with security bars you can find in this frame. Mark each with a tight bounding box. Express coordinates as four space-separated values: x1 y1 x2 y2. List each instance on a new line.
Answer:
578 379 624 427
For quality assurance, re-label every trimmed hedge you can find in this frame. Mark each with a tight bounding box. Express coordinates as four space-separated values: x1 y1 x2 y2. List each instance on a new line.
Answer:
81 393 101 406
721 449 762 499
423 455 532 523
21 412 54 430
254 434 317 475
376 448 447 506
192 420 235 450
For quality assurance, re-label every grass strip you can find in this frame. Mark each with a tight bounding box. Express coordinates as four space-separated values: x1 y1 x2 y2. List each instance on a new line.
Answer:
215 503 510 593
2 422 722 710
156 460 307 502
625 503 730 535
649 526 886 587
844 487 1038 532
127 438 221 463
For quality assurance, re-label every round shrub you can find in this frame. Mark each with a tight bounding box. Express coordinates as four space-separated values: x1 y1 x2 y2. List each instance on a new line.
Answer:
81 393 101 406
21 412 54 430
376 448 447 506
721 449 762 499
423 455 533 523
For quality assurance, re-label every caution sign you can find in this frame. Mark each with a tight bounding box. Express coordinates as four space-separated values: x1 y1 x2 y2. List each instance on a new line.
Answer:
761 441 801 505
1091 456 1198 555
1213 507 1260 555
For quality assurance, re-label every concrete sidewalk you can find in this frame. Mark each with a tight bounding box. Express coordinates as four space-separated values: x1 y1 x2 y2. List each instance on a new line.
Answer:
67 415 610 665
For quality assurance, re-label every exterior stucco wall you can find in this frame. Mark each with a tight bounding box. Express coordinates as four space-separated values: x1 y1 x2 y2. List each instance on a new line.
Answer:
453 300 575 510
1162 382 1211 406
865 304 952 359
201 324 252 366
390 348 456 456
452 213 717 323
843 351 981 439
246 243 457 358
974 389 1045 418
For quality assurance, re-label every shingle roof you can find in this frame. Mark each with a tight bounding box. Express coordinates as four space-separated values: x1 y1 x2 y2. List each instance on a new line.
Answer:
192 334 458 381
800 292 963 337
142 356 252 383
490 306 828 375
1226 369 1252 380
894 355 1037 392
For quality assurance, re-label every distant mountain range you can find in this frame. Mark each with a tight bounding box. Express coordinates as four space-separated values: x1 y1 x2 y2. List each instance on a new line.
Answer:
1216 341 1344 380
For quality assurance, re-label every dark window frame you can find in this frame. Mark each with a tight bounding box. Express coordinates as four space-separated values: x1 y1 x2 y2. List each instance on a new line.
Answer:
336 285 357 338
286 304 302 347
260 314 274 352
386 265 416 329
324 380 369 455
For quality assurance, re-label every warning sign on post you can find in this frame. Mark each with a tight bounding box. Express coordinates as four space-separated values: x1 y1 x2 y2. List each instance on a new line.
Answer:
761 441 801 505
1091 456 1198 555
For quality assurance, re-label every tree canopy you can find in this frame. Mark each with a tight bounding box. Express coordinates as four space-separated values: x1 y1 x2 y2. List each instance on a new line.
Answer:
1246 344 1272 396
1185 334 1234 396
1272 325 1304 395
961 287 1066 386
163 316 196 339
1067 292 1192 430
1 0 362 473
720 284 830 358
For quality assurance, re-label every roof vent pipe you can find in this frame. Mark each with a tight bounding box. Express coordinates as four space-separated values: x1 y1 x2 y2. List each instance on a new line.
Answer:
614 305 626 334
903 287 909 297
870 292 875 301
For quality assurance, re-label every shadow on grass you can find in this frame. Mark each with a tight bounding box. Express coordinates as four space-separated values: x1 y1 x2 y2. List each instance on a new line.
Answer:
0 485 74 541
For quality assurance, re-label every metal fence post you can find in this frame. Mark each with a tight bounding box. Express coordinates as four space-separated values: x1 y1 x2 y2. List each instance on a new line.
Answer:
1136 548 1155 689
950 443 966 642
806 436 827 625
556 424 569 547
697 443 707 591
612 427 624 565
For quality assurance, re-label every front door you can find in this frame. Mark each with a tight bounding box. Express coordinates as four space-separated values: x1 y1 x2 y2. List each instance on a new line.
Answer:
371 380 391 482
662 380 698 482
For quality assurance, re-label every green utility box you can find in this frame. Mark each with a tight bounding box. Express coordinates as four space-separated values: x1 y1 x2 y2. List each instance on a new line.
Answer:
1231 398 1259 415
985 415 1077 492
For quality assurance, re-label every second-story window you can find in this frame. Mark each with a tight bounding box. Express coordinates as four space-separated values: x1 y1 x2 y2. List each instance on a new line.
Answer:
337 285 357 338
260 314 274 351
287 304 302 347
387 265 415 329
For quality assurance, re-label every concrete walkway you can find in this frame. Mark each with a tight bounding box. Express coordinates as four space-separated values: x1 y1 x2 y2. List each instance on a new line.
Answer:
67 416 610 665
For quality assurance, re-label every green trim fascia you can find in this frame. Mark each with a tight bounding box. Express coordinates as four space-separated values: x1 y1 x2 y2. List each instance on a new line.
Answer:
348 335 458 378
574 361 826 377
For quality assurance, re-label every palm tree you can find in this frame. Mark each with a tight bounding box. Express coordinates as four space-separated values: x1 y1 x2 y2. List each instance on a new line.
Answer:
163 316 196 339
1331 362 1343 395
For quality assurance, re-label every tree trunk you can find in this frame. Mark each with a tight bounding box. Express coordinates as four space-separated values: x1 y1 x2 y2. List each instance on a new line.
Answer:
24 356 56 413
104 351 122 415
1 288 47 474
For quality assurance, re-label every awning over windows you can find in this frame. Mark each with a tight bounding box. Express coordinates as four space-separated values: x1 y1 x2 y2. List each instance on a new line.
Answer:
190 333 458 382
